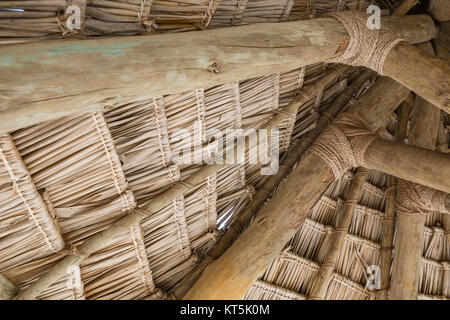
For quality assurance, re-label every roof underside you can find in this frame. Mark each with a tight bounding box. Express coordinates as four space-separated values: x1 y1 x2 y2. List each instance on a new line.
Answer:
0 0 449 300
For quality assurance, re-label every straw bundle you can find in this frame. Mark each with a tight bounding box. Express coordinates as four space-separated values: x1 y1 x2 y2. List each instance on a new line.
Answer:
423 226 446 261
3 254 85 300
104 97 180 204
419 258 446 296
149 0 216 32
308 195 340 226
359 182 386 211
425 211 444 227
0 0 86 44
11 113 136 244
240 0 294 24
261 250 319 295
288 218 334 262
84 0 153 36
348 204 384 242
80 225 154 300
140 197 193 290
244 279 307 300
324 272 370 300
0 135 64 272
140 175 218 291
333 234 380 285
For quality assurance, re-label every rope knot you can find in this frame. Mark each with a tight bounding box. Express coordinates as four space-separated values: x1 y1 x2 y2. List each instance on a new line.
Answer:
397 180 448 216
309 112 377 179
326 11 404 75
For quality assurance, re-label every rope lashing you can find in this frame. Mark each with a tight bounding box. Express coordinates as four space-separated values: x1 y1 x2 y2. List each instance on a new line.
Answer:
309 112 377 179
326 11 404 75
397 180 449 216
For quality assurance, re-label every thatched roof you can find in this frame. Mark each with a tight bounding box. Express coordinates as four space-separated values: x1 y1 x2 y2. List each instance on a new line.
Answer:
0 0 448 300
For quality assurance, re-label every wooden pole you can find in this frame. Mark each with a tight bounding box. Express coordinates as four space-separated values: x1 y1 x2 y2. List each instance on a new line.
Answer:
376 101 411 300
12 67 343 301
308 166 369 300
183 76 412 300
392 0 418 16
0 273 18 300
383 43 450 113
438 115 450 258
0 15 437 133
171 69 375 299
389 43 442 298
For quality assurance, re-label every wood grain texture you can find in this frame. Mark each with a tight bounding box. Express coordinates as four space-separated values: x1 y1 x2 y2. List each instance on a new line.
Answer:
0 15 437 133
383 43 450 113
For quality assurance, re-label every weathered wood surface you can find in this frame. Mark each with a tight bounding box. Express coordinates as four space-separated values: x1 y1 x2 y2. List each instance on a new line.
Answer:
383 43 450 113
309 167 369 300
183 76 411 300
364 139 450 194
389 42 442 298
171 69 375 299
428 0 450 22
0 15 437 133
376 101 411 300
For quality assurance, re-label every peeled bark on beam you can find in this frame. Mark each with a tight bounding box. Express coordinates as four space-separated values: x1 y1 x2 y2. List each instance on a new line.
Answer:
0 15 437 133
0 273 18 300
11 67 343 301
389 77 441 299
376 101 411 300
171 69 375 299
383 43 450 113
183 76 411 300
309 167 369 300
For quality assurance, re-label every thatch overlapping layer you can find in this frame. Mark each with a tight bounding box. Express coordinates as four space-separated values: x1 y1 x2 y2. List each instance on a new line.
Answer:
0 0 448 301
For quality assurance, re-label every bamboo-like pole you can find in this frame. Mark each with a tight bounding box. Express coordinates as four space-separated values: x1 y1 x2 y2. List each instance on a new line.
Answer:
389 59 442 299
376 101 411 300
0 15 438 133
170 69 375 299
12 66 343 301
308 166 369 300
0 273 18 300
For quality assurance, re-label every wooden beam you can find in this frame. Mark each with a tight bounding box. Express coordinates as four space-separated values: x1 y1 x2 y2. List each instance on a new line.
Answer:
392 0 418 16
183 76 412 300
171 69 375 299
308 166 369 300
389 43 442 299
0 15 437 133
428 0 450 22
376 101 411 300
383 43 450 113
